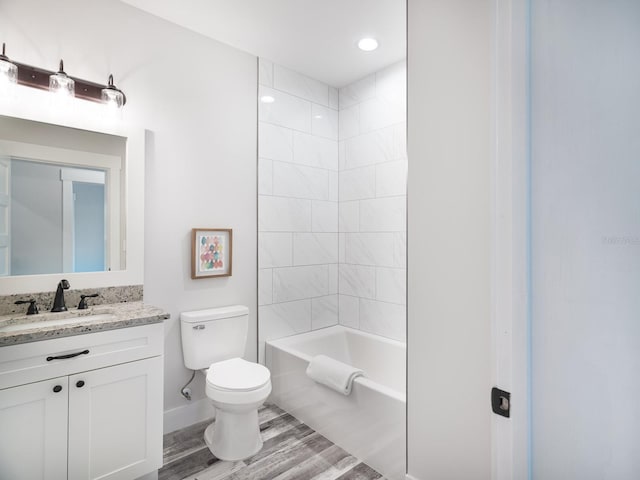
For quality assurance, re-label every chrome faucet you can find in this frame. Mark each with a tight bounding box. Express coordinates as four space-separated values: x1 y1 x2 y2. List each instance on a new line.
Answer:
51 279 70 312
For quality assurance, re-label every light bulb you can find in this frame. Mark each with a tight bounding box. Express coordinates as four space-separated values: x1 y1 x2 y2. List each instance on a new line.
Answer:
101 74 125 109
260 95 275 103
49 60 75 98
0 43 18 94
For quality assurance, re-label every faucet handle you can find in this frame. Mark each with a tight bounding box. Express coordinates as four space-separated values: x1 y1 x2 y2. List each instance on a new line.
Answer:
78 293 99 310
15 299 39 315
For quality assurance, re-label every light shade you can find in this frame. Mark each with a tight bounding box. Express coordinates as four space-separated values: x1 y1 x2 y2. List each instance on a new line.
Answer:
101 74 125 109
49 60 75 98
0 43 18 88
357 38 379 52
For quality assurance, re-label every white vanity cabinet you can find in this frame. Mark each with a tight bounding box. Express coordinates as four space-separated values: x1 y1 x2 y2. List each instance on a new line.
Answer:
0 323 164 480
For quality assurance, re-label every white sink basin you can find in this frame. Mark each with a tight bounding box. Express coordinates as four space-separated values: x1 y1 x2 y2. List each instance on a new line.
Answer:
0 313 116 333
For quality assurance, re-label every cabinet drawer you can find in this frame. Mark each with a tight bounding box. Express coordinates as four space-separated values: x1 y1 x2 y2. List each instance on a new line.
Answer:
0 323 163 390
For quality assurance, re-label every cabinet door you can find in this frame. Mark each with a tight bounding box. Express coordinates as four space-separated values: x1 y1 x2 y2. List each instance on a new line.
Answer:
68 357 163 480
0 376 69 480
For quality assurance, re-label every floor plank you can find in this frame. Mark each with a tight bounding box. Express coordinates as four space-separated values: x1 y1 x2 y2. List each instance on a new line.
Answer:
158 403 384 480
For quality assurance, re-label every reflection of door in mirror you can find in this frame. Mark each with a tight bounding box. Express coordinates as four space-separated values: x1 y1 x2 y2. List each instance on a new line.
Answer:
0 159 9 276
10 159 107 276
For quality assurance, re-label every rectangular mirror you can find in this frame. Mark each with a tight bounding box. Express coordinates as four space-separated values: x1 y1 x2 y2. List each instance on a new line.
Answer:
0 110 144 295
0 118 125 277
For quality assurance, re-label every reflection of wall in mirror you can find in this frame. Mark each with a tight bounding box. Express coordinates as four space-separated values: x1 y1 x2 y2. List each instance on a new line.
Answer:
10 159 107 276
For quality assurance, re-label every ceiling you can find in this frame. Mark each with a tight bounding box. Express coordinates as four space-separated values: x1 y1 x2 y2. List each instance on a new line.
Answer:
120 0 406 87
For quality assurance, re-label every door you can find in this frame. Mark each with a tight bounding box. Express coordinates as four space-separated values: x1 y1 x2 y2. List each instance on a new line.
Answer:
67 357 164 480
0 376 69 480
529 1 640 478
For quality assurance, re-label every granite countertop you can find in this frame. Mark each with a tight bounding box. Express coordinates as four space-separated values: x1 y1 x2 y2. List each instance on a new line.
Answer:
0 301 169 347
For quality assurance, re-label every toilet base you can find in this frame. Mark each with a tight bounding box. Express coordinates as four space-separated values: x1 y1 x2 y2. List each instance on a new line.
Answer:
204 408 263 461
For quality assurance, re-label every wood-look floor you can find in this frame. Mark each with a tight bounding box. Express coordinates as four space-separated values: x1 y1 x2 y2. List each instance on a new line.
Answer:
159 404 385 480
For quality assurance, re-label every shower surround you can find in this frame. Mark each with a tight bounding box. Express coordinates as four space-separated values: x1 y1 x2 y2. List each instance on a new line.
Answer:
258 59 406 361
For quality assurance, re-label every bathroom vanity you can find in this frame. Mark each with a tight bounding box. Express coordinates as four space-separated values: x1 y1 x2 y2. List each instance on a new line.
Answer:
0 302 169 480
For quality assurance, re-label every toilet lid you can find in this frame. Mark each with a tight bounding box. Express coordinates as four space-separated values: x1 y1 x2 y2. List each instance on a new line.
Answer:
206 358 271 392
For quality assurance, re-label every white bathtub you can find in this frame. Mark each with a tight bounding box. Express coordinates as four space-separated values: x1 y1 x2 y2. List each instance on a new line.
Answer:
265 325 406 480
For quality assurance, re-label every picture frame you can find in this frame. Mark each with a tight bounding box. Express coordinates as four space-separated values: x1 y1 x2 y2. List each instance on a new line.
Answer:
191 228 233 279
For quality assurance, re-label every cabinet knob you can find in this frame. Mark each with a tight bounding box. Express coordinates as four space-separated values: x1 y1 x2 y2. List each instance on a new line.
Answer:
53 385 62 393
76 380 85 388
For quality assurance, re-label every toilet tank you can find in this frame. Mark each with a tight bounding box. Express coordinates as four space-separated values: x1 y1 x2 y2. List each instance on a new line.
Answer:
180 305 249 370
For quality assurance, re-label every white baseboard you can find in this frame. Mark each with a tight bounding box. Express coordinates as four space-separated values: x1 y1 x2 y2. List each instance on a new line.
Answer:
163 398 215 434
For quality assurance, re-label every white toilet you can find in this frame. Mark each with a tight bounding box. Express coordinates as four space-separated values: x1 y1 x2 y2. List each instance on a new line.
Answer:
180 305 271 461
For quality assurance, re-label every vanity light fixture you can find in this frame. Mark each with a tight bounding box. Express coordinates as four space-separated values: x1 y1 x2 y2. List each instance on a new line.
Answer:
49 60 75 98
0 42 127 108
357 38 379 52
101 74 126 109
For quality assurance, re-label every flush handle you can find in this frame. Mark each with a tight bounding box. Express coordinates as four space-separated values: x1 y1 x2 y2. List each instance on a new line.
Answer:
491 387 511 418
193 325 205 330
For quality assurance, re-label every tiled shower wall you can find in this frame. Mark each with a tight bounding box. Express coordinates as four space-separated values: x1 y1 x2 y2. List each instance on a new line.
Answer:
258 59 406 361
338 61 407 342
257 59 340 361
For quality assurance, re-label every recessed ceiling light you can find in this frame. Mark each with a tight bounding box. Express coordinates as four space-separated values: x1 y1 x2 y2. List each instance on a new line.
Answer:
260 95 275 103
313 114 323 119
357 38 378 52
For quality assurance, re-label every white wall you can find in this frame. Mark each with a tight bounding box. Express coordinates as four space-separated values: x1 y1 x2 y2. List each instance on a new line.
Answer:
531 1 640 478
338 61 407 342
0 0 258 429
407 1 492 479
257 59 339 363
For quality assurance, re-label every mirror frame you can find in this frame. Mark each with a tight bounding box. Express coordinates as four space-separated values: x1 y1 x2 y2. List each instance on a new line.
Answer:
0 96 144 295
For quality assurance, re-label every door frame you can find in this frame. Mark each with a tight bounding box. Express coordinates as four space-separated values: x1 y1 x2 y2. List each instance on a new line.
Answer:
491 0 530 479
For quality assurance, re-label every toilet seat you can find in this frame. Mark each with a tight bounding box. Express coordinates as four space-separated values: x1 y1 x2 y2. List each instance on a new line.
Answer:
206 358 270 392
205 358 272 406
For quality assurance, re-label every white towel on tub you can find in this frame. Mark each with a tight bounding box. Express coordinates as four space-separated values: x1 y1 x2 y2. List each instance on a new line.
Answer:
306 354 364 395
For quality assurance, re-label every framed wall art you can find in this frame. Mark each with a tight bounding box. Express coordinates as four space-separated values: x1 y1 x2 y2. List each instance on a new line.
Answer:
191 228 232 279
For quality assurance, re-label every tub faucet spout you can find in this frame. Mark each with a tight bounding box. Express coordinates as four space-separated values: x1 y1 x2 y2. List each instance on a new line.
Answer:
51 279 70 312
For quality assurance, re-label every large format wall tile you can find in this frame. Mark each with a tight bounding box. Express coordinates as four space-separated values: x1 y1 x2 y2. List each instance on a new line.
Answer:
259 122 293 163
259 196 311 232
345 233 395 267
342 127 396 170
259 58 274 87
259 233 293 268
273 265 329 302
339 74 376 109
312 104 339 140
376 160 408 197
339 264 376 299
259 299 312 341
339 201 359 233
359 197 406 232
273 162 329 200
359 299 406 342
259 86 312 133
258 158 273 195
293 233 338 265
311 295 339 329
293 132 339 170
339 166 376 201
259 269 273 306
339 294 359 329
376 267 407 305
311 201 338 232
